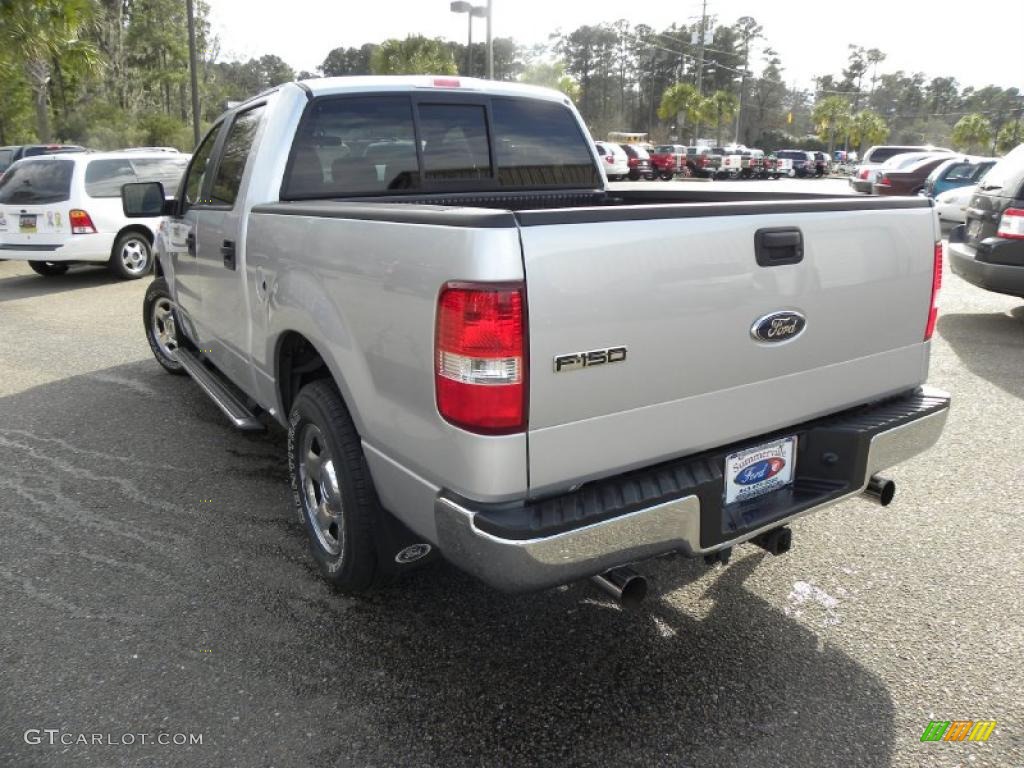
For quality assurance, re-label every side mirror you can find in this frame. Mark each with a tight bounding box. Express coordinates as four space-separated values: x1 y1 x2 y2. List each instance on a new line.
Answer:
122 181 175 218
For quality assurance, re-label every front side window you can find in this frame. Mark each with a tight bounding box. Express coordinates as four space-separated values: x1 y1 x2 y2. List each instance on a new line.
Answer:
85 159 138 198
184 125 222 206
0 159 74 204
209 105 266 206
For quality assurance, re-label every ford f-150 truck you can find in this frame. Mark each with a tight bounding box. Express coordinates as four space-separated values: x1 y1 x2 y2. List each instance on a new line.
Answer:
124 76 950 599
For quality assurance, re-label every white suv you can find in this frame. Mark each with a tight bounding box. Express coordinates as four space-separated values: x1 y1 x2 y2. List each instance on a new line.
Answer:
0 150 188 279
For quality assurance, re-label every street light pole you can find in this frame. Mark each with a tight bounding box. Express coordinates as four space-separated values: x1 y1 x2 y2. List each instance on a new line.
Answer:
185 0 201 147
486 0 493 80
466 10 473 76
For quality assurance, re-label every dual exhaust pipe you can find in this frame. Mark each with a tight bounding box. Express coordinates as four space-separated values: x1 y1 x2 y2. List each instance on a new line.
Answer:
589 475 895 607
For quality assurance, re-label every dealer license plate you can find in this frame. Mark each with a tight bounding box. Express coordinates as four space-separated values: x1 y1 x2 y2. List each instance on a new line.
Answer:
724 436 797 505
19 214 37 233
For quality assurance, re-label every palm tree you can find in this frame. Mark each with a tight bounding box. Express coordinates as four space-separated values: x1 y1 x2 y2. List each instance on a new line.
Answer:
701 91 739 147
812 96 852 157
0 0 97 142
848 111 889 155
996 120 1024 155
657 82 702 143
951 113 992 154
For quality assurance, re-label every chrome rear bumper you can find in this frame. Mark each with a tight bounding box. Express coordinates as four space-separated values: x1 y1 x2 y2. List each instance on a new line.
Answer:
435 387 950 592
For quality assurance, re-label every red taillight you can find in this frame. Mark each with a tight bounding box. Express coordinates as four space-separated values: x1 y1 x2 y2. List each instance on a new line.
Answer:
925 241 942 340
876 174 890 187
859 169 870 179
69 209 96 234
628 157 638 167
604 155 614 163
997 207 1024 239
435 282 526 434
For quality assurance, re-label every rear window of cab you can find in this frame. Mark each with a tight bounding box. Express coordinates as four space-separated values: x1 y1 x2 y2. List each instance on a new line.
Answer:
281 94 600 199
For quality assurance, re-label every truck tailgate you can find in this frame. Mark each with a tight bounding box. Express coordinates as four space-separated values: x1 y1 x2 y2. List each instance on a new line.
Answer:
519 200 937 494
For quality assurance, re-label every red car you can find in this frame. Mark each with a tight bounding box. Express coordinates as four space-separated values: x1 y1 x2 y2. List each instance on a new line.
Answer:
650 144 688 180
873 155 956 196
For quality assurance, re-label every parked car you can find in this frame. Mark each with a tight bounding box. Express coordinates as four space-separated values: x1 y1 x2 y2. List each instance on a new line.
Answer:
850 145 953 193
775 149 813 178
650 144 688 180
935 184 976 224
812 151 830 177
923 156 997 198
619 143 655 180
685 146 719 177
0 144 85 175
594 141 629 181
124 75 949 599
873 154 960 196
949 143 1024 297
0 150 188 278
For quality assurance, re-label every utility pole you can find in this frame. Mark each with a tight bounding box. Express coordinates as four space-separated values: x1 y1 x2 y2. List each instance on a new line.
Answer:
486 0 493 80
695 0 707 97
733 38 750 144
185 0 201 147
694 0 708 144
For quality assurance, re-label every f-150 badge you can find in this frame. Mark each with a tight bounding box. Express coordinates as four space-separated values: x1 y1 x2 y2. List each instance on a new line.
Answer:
751 311 806 343
554 346 627 373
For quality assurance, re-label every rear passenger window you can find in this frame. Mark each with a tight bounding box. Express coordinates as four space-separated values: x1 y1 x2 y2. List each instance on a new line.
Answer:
131 157 190 191
490 98 600 187
418 103 491 182
284 96 419 198
85 159 137 197
209 105 265 206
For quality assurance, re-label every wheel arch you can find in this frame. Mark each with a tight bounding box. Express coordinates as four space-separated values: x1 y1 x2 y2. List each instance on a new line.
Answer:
274 330 360 431
110 224 155 258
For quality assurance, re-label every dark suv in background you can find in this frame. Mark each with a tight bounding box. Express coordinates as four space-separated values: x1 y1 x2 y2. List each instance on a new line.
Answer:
949 144 1024 297
0 144 85 174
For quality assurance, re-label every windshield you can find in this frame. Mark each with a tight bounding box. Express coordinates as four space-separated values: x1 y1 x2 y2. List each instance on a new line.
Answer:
0 159 74 204
976 144 1024 195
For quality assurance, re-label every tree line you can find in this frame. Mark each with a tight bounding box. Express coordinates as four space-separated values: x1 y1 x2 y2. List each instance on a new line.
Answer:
1 2 1021 157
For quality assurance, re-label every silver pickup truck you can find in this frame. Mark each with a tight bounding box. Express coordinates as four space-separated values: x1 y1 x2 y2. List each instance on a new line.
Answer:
124 76 950 601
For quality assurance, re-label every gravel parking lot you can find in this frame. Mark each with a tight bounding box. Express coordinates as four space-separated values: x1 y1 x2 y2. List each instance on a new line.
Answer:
1 182 1022 767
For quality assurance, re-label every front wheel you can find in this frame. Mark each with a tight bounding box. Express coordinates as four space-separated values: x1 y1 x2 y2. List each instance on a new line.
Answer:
28 261 69 277
660 171 673 181
109 232 153 280
288 380 385 593
143 277 186 375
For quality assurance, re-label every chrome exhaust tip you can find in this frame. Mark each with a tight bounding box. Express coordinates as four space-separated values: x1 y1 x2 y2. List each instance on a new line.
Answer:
864 474 896 506
591 566 648 608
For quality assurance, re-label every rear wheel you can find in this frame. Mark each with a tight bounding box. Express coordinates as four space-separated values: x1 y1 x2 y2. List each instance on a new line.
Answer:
660 171 673 181
109 231 152 280
143 277 186 375
28 261 69 277
288 380 386 593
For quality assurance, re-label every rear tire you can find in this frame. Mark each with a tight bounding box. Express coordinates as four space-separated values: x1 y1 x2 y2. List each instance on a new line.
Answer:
28 261 69 277
288 380 385 593
109 231 153 280
143 278 186 375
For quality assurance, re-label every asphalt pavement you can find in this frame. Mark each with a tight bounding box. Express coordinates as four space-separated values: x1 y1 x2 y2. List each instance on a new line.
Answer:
1 182 1022 767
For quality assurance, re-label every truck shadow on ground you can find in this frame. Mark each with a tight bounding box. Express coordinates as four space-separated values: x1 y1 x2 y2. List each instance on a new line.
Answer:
0 263 119 303
938 306 1024 400
0 361 895 768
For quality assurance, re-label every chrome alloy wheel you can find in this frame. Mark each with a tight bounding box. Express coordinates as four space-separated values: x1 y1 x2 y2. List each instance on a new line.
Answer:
298 424 344 556
150 297 179 359
120 237 150 275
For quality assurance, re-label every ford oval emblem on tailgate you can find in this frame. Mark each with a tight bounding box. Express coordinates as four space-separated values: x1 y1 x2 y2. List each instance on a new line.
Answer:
751 311 806 343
